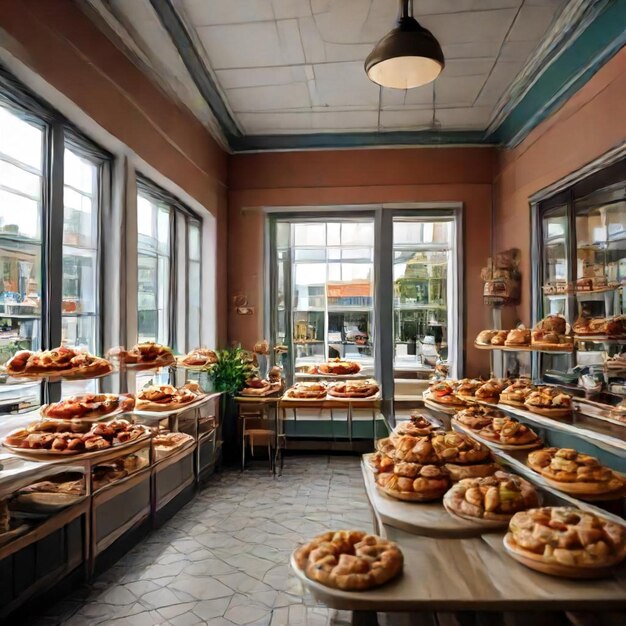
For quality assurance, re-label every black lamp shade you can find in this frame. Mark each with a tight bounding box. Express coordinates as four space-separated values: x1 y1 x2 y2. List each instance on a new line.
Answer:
365 16 444 89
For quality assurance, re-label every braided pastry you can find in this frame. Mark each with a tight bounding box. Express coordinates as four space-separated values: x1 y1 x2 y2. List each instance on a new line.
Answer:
431 431 491 464
294 530 403 590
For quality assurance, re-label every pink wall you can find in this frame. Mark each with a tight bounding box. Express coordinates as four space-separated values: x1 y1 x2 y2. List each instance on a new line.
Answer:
228 148 496 376
494 47 626 327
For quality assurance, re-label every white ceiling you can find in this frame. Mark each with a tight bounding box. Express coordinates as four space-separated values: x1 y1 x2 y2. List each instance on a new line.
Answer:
93 0 568 137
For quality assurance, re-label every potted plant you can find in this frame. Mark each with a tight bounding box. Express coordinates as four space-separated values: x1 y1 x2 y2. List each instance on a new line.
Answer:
207 347 256 463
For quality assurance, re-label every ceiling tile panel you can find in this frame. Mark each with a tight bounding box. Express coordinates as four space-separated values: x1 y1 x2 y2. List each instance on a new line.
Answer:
475 59 527 105
442 41 503 59
379 109 435 130
443 58 496 77
434 75 486 106
435 106 493 129
507 4 561 41
197 20 304 69
271 0 311 19
227 82 311 112
401 84 434 107
312 61 380 107
182 0 274 26
298 15 328 63
414 0 521 14
215 66 310 90
423 9 517 45
239 109 379 133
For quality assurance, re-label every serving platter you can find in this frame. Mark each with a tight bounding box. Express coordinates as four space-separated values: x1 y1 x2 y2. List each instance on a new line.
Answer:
39 397 134 423
422 390 465 415
133 393 210 416
450 418 543 451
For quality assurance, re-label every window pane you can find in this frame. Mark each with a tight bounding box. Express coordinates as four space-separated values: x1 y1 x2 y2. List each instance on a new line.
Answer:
0 189 41 239
0 161 40 198
138 253 157 343
188 222 201 261
157 206 170 254
157 255 169 344
137 196 155 239
340 222 374 245
62 147 99 354
188 260 200 347
0 107 42 171
294 223 326 246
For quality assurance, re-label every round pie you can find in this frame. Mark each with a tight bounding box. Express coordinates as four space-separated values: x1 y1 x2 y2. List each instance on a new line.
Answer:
377 463 450 501
444 462 500 482
505 507 626 575
444 471 539 523
431 431 491 465
470 416 540 447
294 530 403 590
527 448 624 495
524 387 572 417
327 380 379 398
285 382 327 399
454 406 494 430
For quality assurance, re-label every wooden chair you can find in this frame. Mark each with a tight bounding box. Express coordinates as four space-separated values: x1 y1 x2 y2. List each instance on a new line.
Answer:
240 408 275 472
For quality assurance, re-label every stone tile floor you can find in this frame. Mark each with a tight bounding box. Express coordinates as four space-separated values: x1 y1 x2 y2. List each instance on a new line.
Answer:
30 455 372 626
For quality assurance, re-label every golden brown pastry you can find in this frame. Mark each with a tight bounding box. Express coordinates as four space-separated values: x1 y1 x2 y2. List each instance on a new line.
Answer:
527 448 624 495
536 315 567 335
473 416 540 447
505 328 531 346
506 507 626 569
475 379 505 403
431 431 491 465
476 330 497 345
369 451 395 474
500 379 534 407
390 414 435 440
444 462 500 482
294 530 403 590
391 435 438 464
178 348 217 367
427 381 466 406
455 406 494 430
490 331 508 346
308 359 361 375
377 464 450 501
455 379 483 401
444 471 539 522
524 387 572 417
327 379 379 398
285 382 327 399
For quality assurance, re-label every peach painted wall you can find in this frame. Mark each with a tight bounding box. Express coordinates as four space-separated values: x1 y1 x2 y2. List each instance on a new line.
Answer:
228 147 497 377
0 0 229 343
494 47 626 327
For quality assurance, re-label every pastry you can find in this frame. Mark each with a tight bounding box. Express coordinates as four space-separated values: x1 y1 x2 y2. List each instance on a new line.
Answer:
294 530 403 590
531 329 572 350
505 328 531 346
474 379 506 403
377 463 450 501
253 340 269 355
375 437 395 456
536 315 567 335
240 378 273 397
476 330 497 345
475 417 540 447
427 381 465 406
527 448 624 495
18 477 83 496
490 331 508 346
327 380 379 398
455 406 494 430
390 414 435 440
505 507 626 573
153 432 193 458
285 382 327 399
431 431 491 465
524 387 572 417
112 342 174 368
391 435 438 464
178 348 217 367
5 346 112 379
135 382 204 411
308 359 361 375
41 393 134 420
444 462 499 482
369 451 394 474
500 379 534 407
444 471 539 522
455 379 483 402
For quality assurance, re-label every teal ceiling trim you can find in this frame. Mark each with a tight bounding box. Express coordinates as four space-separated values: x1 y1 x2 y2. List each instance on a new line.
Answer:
489 0 626 147
229 130 491 152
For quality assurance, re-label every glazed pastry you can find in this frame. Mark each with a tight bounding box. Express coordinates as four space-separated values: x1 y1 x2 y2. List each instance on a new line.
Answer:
136 382 204 410
377 464 450 501
390 414 435 440
475 379 505 403
285 382 327 399
455 406 494 430
328 379 379 398
428 381 465 406
391 435 438 464
490 331 508 346
294 530 403 590
500 379 534 407
369 451 394 474
524 387 572 417
431 431 491 465
308 359 361 375
42 393 134 420
505 328 531 346
6 346 112 379
507 507 626 569
477 416 540 446
476 330 497 345
455 379 483 401
527 448 624 495
444 471 539 522
375 437 396 457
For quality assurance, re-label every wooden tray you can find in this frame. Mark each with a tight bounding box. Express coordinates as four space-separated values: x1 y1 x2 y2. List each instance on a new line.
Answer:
503 533 625 579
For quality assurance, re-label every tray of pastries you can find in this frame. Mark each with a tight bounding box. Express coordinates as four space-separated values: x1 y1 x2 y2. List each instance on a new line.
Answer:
306 359 361 376
292 530 403 591
389 414 437 442
108 342 175 369
443 471 539 527
503 507 626 578
531 315 573 351
425 380 467 408
284 382 327 400
41 393 135 422
152 432 194 460
3 419 150 458
92 452 149 491
500 379 535 407
135 382 205 412
377 463 451 501
454 379 484 403
527 448 625 497
327 379 380 399
3 346 113 380
524 386 572 418
453 411 541 449
573 315 626 339
240 377 282 397
177 348 217 368
10 473 85 515
474 378 508 404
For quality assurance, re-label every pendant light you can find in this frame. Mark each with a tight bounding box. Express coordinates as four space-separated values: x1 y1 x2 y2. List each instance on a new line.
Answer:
365 0 444 90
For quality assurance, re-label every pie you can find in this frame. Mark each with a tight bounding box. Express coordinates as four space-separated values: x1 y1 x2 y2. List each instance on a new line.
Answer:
524 387 572 417
135 382 204 411
240 377 281 397
308 359 361 375
427 381 465 406
110 342 174 368
377 463 450 501
390 414 435 440
505 507 626 572
531 329 573 350
504 328 531 346
327 379 379 399
431 431 492 465
462 415 540 447
444 462 500 482
294 530 403 590
500 379 534 407
527 448 624 495
5 346 113 379
454 406 494 430
285 382 327 399
4 419 147 454
444 471 539 522
41 393 135 421
178 348 217 367
476 330 498 345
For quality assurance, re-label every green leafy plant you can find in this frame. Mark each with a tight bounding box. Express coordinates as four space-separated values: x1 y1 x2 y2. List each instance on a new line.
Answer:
207 346 256 396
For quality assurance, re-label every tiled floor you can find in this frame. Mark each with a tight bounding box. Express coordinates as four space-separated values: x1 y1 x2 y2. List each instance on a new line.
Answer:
31 456 372 626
